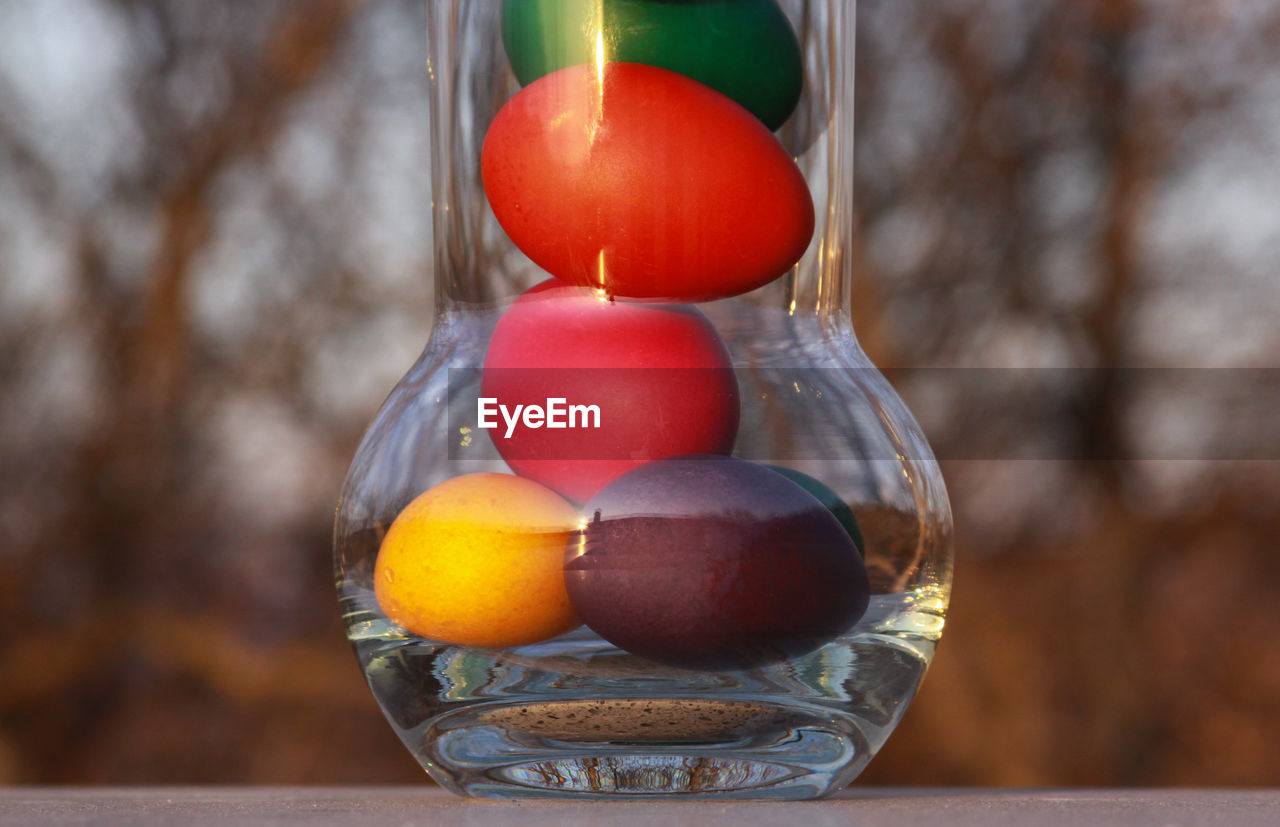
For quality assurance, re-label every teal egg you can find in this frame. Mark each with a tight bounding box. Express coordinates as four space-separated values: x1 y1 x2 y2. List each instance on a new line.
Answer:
763 465 865 557
501 0 804 131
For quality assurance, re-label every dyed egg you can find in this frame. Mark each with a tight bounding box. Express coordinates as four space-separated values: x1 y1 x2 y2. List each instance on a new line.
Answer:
764 465 865 556
565 456 869 670
481 62 815 302
502 0 804 131
374 473 580 648
482 280 739 503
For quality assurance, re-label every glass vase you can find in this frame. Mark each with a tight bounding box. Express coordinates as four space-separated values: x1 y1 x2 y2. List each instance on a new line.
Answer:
335 0 952 799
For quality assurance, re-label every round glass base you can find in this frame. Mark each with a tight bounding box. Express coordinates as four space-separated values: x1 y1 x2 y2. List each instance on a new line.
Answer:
346 589 942 800
422 699 869 799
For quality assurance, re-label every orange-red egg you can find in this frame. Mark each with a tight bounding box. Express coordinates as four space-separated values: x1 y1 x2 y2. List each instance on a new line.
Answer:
481 62 815 302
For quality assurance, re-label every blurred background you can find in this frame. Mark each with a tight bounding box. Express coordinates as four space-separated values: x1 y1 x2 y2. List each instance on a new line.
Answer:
2 0 1279 786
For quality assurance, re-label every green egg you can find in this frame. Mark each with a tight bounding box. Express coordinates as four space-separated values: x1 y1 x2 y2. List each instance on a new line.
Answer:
764 465 865 557
501 0 804 131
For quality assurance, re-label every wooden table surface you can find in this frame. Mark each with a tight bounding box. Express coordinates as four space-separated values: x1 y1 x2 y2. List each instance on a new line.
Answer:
2 787 1278 826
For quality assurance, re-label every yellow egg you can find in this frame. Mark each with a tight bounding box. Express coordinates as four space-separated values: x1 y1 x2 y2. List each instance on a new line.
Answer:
374 473 581 648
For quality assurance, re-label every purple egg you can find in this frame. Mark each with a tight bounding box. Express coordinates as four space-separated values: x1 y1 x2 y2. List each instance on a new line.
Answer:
565 456 869 670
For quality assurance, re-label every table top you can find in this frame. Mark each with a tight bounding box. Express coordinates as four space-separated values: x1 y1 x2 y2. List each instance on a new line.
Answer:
2 787 1278 826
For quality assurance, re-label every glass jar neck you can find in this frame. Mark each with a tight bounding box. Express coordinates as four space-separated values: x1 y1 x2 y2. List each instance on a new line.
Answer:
426 0 856 328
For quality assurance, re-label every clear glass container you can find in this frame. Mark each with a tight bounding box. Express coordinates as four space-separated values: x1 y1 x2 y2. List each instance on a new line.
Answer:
335 0 952 799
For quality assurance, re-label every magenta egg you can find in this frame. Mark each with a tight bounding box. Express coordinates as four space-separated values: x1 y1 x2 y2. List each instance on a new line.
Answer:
482 281 739 503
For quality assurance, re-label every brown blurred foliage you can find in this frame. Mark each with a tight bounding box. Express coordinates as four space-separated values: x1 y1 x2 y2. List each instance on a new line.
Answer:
1 0 1279 786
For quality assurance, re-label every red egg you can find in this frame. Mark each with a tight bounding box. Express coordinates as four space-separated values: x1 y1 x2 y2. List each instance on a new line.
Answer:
481 62 815 302
482 280 739 503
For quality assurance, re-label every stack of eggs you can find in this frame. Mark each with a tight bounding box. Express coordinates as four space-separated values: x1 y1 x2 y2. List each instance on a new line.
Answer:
375 0 869 671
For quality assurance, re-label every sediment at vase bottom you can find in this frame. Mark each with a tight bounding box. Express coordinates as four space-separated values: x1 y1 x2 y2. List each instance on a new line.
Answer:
414 697 872 800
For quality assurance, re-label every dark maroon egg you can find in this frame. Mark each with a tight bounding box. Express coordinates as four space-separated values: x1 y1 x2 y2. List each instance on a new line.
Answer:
565 456 869 670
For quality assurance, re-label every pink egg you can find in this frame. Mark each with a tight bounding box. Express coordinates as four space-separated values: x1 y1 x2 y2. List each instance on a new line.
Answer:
482 280 740 502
